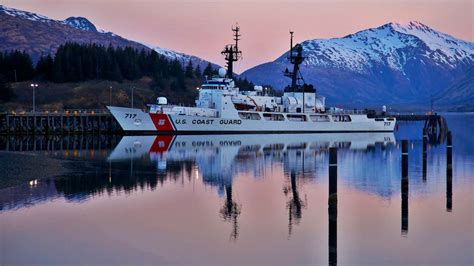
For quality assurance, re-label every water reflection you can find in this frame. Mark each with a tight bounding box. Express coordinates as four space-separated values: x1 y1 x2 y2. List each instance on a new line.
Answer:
0 133 395 252
0 133 395 211
1 115 473 265
109 133 394 241
284 170 306 237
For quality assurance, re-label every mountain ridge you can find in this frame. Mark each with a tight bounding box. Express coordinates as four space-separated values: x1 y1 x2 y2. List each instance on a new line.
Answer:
243 21 473 107
0 5 217 69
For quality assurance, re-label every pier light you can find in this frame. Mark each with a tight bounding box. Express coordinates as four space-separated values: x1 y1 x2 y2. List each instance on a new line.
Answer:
195 167 200 179
30 83 38 113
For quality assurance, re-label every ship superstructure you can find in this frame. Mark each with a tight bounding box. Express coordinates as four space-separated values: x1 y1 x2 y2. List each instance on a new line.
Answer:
108 27 396 133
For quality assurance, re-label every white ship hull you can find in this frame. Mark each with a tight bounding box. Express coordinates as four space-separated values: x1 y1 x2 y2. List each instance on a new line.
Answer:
108 106 396 133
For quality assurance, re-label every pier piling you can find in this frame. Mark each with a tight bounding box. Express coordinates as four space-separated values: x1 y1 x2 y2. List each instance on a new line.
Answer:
328 147 337 266
401 140 409 235
446 131 452 212
422 128 428 181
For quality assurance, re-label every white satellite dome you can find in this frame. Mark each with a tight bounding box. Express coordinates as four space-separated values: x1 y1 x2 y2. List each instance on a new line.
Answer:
157 97 168 105
218 67 227 78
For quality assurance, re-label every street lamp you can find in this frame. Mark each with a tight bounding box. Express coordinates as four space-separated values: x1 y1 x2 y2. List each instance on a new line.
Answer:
109 86 112 106
131 87 134 108
30 83 38 113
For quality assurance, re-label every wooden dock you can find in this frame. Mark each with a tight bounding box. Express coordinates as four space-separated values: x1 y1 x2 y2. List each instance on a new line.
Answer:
0 134 122 155
393 114 432 121
0 110 122 135
394 113 448 131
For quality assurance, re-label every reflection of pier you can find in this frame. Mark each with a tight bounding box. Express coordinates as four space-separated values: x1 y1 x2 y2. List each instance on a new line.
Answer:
0 134 122 158
328 147 338 266
446 132 453 212
401 140 409 235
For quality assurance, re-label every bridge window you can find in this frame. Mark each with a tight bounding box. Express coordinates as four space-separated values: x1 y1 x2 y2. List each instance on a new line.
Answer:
238 112 261 120
310 115 330 122
263 113 285 121
287 114 307 122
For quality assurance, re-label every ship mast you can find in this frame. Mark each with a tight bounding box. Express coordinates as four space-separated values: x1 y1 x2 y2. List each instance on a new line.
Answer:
284 31 305 91
221 25 242 79
284 32 308 112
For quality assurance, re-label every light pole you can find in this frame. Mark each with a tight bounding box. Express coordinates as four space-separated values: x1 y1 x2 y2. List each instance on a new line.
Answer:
109 86 112 106
131 87 134 108
30 83 38 113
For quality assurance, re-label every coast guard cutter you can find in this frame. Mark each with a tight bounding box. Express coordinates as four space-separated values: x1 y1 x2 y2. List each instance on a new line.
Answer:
108 26 396 133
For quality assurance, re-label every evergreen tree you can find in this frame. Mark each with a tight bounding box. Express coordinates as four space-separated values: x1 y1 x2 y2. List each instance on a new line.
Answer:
194 64 202 78
203 62 214 77
185 60 194 78
0 51 34 82
0 74 14 103
35 54 54 81
236 77 255 91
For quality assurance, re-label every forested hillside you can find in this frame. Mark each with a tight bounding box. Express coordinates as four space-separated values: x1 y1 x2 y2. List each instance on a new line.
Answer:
0 43 254 110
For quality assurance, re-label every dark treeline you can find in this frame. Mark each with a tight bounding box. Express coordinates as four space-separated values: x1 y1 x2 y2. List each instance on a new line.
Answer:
0 43 255 89
34 43 203 84
0 44 257 105
0 50 35 82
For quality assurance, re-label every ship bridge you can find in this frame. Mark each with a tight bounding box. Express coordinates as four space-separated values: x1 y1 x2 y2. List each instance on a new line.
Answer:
200 78 235 90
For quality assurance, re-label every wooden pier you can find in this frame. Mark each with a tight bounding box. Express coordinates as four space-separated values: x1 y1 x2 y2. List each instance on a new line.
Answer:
0 110 122 135
394 113 448 134
0 134 122 155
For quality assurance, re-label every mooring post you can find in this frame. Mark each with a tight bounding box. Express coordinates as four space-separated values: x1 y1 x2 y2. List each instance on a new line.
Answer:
401 140 409 235
45 115 50 135
422 128 428 182
446 131 452 212
33 113 37 135
328 147 337 266
6 115 10 135
98 115 102 133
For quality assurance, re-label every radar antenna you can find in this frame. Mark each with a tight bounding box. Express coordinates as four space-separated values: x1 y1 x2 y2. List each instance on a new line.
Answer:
221 25 242 79
284 31 306 91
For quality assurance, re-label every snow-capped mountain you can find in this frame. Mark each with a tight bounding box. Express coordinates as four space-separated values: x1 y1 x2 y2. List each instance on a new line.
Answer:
297 22 473 73
0 5 52 23
435 66 474 110
0 5 146 61
243 21 473 107
0 5 217 69
64 17 98 32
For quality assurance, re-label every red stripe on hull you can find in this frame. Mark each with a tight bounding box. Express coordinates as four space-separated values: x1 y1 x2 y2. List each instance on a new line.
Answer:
149 114 175 131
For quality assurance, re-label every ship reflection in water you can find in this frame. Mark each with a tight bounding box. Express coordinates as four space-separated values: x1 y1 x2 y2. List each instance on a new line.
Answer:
0 116 473 265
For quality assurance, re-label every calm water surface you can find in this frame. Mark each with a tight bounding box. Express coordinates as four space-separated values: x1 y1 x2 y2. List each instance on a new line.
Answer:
0 113 473 265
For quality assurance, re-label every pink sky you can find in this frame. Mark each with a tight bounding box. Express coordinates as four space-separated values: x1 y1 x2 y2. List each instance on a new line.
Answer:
3 0 473 73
